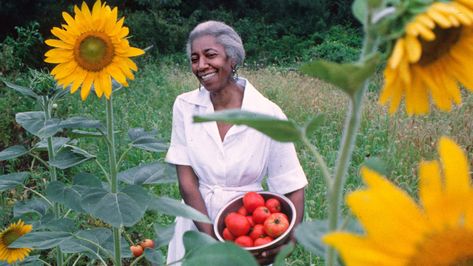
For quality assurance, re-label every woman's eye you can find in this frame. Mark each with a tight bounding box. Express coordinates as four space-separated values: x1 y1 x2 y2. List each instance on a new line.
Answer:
207 53 216 58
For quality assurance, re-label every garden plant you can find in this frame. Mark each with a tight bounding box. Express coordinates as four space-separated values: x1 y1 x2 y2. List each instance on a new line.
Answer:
1 0 473 265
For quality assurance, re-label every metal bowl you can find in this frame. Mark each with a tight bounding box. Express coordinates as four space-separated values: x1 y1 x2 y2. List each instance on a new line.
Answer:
213 191 296 254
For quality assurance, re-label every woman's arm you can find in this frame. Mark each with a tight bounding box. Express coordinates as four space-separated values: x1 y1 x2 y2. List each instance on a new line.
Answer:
285 187 305 227
176 164 215 238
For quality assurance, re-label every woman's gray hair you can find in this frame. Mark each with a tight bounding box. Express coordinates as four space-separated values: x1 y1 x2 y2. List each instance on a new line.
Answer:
186 21 245 68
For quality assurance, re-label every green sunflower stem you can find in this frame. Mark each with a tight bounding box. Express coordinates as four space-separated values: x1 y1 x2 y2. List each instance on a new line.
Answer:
325 19 379 266
43 96 64 266
106 96 122 266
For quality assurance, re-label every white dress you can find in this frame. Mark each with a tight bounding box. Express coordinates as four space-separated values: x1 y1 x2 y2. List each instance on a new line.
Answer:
165 78 308 265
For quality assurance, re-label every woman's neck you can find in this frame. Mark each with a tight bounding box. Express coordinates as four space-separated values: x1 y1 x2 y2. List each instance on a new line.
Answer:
210 81 244 111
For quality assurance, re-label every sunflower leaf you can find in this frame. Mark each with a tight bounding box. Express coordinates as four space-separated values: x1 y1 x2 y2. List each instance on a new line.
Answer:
3 80 39 99
144 248 164 265
0 172 29 192
60 116 102 129
147 196 210 223
183 236 258 266
80 185 149 227
9 231 72 249
194 109 302 142
48 145 95 169
0 145 28 160
352 0 368 24
294 220 328 258
273 242 296 266
46 181 85 212
154 223 175 248
128 128 168 153
300 53 381 96
118 162 177 185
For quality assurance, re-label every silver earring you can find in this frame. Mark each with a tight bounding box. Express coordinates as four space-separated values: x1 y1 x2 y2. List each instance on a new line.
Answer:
232 66 238 80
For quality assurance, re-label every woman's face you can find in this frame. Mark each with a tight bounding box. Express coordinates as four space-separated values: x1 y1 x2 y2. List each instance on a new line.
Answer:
190 35 234 92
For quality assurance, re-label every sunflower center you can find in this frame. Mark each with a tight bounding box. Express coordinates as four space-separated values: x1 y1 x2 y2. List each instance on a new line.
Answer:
418 26 462 66
74 31 115 71
407 227 473 266
2 229 22 246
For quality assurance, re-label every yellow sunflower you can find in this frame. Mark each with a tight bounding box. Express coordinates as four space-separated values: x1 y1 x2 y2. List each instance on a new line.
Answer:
380 0 473 115
44 0 144 101
323 137 473 266
0 220 33 264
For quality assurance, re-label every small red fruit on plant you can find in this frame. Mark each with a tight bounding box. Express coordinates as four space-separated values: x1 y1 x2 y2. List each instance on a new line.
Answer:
130 245 144 257
252 206 271 224
254 236 273 246
140 239 155 249
234 235 254 247
225 212 251 236
242 192 265 213
249 224 266 240
265 198 281 213
264 213 290 238
237 206 248 216
222 227 235 241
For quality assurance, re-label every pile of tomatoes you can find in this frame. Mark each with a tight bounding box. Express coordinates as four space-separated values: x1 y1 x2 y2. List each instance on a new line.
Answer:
222 192 290 247
130 239 155 257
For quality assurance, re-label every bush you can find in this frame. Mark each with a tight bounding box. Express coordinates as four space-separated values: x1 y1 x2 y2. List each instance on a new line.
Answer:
0 22 44 75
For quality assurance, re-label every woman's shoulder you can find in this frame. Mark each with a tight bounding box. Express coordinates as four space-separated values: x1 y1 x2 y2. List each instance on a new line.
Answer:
243 79 286 119
174 88 210 108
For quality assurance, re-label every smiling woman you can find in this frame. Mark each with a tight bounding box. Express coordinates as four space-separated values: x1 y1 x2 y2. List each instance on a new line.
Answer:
163 21 308 266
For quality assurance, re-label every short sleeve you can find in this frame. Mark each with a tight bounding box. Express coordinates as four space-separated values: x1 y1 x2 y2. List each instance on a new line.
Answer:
266 105 308 194
165 99 191 165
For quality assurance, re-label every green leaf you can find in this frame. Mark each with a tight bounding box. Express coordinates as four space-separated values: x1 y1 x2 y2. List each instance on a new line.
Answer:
183 231 217 258
16 111 45 136
144 248 164 265
37 118 62 138
61 228 113 259
60 116 102 129
34 137 72 153
69 129 104 138
128 128 168 152
0 145 28 160
300 53 381 95
37 218 77 233
3 80 39 99
10 231 72 249
46 181 84 212
273 242 295 266
148 196 210 223
294 220 328 258
14 198 50 218
352 0 367 24
0 172 29 192
48 145 95 169
304 114 325 136
363 156 388 176
194 110 302 142
72 172 103 187
183 239 258 266
80 185 149 227
118 162 177 185
154 223 175 248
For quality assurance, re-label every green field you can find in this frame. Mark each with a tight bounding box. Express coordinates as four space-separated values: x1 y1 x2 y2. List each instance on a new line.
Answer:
2 56 471 265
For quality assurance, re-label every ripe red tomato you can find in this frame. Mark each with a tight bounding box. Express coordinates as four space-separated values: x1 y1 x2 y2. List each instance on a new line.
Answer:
246 216 254 227
242 192 265 213
237 206 248 216
130 245 143 257
252 206 271 224
225 212 250 236
140 239 155 249
254 236 273 246
249 224 266 240
263 213 290 238
234 235 254 247
223 227 235 241
265 198 281 213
